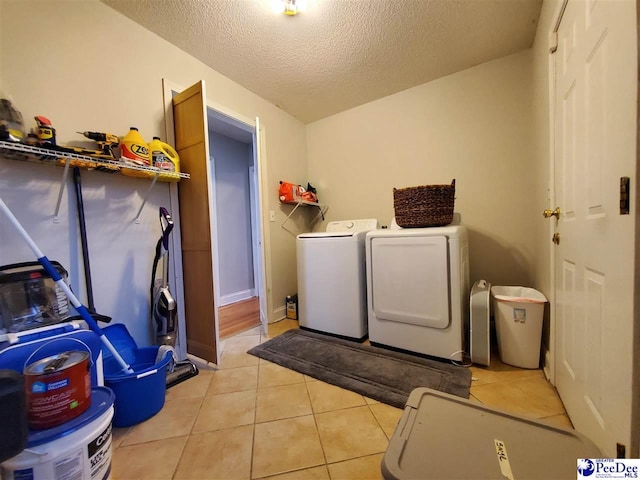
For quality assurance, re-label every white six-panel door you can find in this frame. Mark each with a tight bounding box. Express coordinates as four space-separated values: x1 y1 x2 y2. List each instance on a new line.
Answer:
553 0 636 457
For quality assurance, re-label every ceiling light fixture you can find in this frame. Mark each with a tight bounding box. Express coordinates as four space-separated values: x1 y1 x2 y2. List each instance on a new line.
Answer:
273 0 308 16
284 0 298 15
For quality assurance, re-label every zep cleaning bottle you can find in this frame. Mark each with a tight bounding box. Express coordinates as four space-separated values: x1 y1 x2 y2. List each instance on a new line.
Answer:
149 136 181 182
120 127 150 166
149 137 180 173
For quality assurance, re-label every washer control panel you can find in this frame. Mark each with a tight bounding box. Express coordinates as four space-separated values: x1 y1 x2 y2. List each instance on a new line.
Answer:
326 219 379 233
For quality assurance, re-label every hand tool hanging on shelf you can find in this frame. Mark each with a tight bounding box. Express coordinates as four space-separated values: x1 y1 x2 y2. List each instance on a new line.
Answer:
70 166 112 324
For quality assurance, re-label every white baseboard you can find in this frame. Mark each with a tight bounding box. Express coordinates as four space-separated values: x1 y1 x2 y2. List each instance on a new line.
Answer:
220 289 255 306
272 305 286 323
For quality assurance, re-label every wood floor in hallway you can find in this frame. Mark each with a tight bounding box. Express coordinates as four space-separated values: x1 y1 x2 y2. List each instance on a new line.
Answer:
219 296 261 339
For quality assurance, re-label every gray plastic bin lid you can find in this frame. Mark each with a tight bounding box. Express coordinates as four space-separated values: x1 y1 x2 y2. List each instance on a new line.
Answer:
382 388 601 480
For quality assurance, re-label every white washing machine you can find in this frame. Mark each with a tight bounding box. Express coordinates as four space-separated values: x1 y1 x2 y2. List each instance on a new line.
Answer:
365 219 470 360
297 219 379 341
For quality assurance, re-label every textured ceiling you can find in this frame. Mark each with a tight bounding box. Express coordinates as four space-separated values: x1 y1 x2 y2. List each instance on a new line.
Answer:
101 0 542 124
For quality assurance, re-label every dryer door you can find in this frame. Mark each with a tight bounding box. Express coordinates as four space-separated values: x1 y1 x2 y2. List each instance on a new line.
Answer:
370 235 450 328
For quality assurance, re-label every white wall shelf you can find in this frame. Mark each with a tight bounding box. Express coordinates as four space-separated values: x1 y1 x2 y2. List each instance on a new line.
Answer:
280 199 328 232
0 140 189 223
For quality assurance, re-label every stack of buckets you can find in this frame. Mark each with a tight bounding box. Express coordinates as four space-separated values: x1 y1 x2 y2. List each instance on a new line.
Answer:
0 324 172 479
1 339 116 480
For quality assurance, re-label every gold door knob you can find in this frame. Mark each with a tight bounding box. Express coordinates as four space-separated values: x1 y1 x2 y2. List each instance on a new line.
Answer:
543 207 561 219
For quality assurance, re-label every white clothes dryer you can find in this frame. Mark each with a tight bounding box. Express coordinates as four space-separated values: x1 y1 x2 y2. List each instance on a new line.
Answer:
297 219 379 341
365 221 470 361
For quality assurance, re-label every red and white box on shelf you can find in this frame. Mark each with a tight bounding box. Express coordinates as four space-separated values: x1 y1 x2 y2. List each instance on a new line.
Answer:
279 181 317 203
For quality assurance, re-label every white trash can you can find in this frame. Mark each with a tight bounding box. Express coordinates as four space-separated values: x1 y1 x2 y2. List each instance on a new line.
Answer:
491 286 548 369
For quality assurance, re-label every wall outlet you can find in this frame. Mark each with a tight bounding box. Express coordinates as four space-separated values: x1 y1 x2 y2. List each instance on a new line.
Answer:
269 210 276 222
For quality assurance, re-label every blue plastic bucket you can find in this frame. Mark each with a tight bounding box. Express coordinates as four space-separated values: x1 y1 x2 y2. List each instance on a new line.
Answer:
101 324 171 428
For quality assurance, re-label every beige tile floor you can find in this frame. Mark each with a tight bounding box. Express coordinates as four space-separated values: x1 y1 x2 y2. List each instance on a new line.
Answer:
111 319 571 480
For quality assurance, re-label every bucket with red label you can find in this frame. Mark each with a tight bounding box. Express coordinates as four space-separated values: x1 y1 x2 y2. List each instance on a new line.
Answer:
24 341 92 430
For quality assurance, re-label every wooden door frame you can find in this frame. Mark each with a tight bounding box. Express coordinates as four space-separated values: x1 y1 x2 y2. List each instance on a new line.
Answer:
206 108 259 310
544 0 568 387
204 107 270 333
254 116 271 329
633 0 640 457
161 79 188 361
249 165 261 304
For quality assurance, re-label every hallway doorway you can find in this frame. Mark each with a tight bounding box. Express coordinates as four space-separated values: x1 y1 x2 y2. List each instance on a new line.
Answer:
208 108 267 342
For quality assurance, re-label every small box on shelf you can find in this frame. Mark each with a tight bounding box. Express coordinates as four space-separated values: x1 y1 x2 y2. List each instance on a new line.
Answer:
279 180 318 204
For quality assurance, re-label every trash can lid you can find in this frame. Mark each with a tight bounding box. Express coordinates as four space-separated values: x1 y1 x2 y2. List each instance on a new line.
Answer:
491 286 547 304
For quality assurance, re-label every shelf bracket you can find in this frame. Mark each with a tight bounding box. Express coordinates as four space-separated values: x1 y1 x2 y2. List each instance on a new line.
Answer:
311 204 329 227
134 172 160 223
281 201 304 231
53 158 71 223
281 200 328 234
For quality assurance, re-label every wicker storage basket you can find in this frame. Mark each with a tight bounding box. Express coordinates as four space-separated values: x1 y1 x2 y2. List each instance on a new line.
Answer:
393 179 456 228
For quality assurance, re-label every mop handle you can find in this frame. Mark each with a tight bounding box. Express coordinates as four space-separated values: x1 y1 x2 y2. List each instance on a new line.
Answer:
0 198 133 374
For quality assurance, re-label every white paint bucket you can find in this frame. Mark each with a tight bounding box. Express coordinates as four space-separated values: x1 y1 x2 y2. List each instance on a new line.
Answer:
0 387 114 480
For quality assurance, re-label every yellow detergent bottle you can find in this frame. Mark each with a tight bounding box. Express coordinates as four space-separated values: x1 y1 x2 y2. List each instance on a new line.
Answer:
149 136 181 182
120 127 150 166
